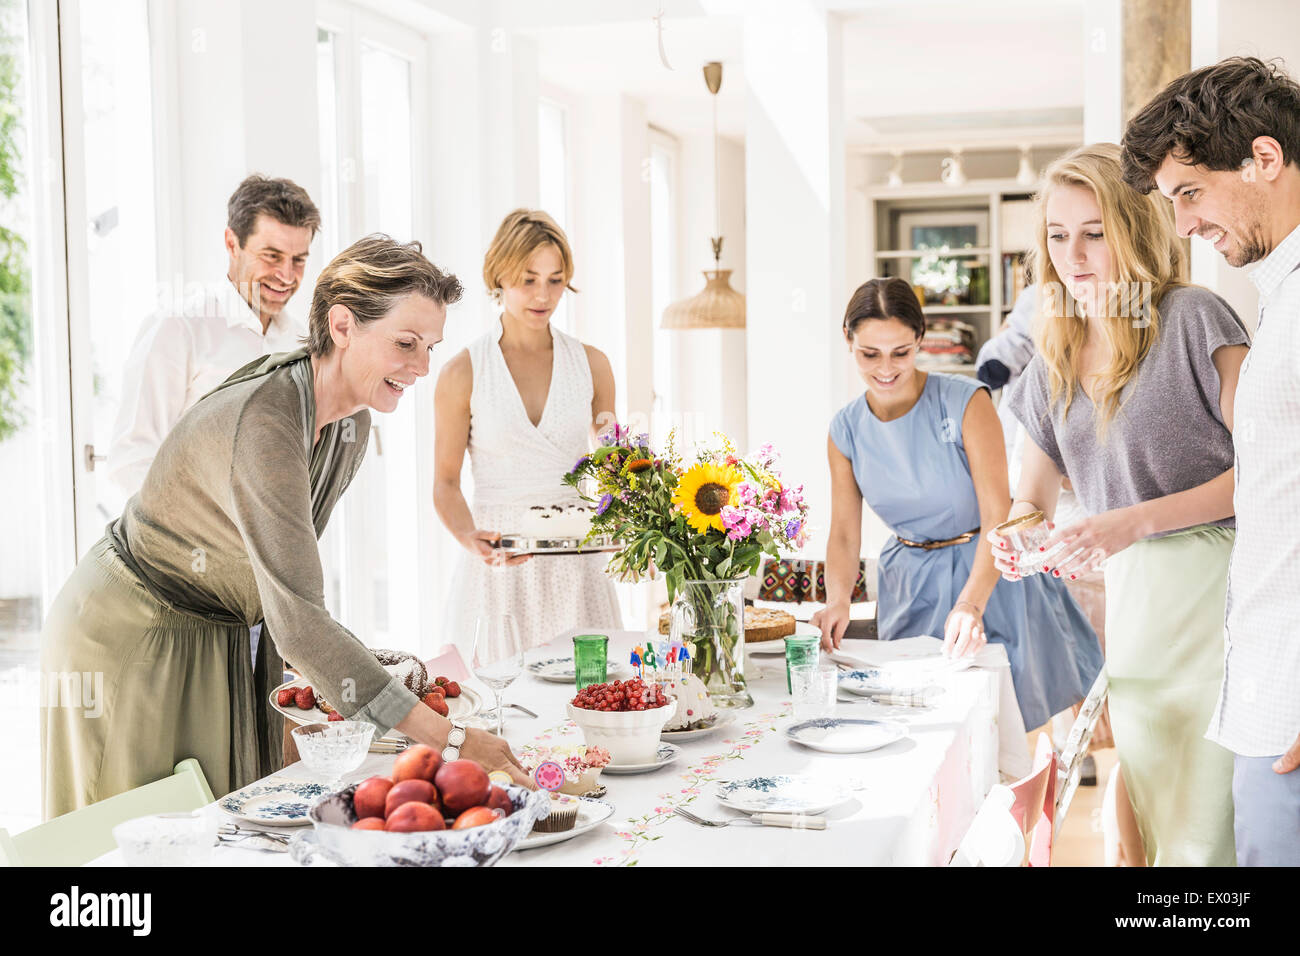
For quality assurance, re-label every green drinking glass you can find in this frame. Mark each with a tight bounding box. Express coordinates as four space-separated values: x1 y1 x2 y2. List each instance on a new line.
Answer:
784 635 821 694
573 634 609 691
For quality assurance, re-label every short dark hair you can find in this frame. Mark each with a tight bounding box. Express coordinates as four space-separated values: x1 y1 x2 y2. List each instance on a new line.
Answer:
227 174 322 245
307 235 463 357
843 277 926 340
1121 56 1300 194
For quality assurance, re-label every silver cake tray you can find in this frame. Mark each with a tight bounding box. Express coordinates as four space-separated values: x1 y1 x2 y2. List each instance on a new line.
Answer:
495 533 624 555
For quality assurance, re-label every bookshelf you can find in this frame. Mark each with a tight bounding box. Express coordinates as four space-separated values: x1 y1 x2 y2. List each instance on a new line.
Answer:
864 180 1038 375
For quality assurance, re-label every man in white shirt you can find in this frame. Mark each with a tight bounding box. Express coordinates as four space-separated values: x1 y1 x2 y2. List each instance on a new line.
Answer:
1123 56 1300 866
106 174 321 498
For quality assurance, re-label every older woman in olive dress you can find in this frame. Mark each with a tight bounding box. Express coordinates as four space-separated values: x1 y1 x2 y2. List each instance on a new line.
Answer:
41 236 530 818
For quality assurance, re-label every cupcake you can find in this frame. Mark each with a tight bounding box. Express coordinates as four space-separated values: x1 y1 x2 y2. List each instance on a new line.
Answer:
532 793 580 833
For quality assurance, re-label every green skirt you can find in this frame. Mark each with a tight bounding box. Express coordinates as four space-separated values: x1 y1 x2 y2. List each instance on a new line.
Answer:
1104 525 1235 866
40 538 281 819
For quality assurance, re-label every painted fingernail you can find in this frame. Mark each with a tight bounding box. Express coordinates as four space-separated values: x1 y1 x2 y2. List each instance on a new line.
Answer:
1052 570 1061 577
1069 574 1077 580
1042 565 1050 572
1039 546 1046 551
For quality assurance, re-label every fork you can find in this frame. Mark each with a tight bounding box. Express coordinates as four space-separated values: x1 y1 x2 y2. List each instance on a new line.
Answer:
673 806 827 830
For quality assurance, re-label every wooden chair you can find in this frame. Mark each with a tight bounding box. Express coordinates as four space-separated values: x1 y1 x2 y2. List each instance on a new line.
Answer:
0 758 215 867
951 733 1057 866
1055 667 1109 836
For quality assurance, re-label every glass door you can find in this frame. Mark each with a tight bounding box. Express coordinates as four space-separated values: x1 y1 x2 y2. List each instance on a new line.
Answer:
0 0 77 834
317 2 433 656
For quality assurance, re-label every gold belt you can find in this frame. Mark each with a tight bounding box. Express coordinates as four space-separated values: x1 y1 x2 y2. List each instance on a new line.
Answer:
896 527 980 550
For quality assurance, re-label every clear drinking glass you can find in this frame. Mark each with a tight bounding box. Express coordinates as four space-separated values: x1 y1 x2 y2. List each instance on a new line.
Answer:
790 663 838 721
473 614 525 736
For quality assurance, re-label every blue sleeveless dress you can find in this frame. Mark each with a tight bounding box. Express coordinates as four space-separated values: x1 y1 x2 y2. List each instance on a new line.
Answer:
830 373 1103 729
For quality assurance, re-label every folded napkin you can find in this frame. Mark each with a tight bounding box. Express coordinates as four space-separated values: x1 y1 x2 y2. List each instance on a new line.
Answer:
423 646 470 683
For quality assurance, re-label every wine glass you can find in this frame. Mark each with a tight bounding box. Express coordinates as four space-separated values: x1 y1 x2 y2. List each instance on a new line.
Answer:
472 613 525 736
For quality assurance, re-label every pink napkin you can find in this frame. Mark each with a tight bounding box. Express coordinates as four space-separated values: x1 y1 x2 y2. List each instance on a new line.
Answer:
423 646 470 683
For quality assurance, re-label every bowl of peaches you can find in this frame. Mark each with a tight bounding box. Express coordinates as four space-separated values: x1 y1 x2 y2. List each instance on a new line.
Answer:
288 745 550 867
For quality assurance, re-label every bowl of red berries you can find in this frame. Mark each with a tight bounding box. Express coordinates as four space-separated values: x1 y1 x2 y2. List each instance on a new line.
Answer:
567 678 675 765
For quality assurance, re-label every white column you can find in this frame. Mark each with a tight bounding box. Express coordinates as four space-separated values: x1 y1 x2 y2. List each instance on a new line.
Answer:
743 1 845 556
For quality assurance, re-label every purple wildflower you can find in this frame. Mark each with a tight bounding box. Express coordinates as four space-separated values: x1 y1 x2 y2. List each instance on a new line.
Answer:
597 494 615 515
785 517 802 539
570 455 590 475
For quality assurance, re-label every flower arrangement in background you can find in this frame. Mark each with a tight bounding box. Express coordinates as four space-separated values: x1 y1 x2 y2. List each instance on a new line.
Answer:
564 426 809 703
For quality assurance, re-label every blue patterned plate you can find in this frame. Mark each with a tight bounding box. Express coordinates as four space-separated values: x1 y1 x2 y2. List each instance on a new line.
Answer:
527 657 632 683
714 775 852 815
601 743 682 775
218 781 333 827
784 717 908 754
836 668 892 696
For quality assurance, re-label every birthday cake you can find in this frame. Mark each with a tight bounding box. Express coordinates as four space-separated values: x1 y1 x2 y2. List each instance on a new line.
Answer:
516 503 595 541
661 672 717 732
657 606 797 643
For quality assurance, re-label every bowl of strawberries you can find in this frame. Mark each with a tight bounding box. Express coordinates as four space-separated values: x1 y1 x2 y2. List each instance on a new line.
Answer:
288 746 550 867
566 678 676 766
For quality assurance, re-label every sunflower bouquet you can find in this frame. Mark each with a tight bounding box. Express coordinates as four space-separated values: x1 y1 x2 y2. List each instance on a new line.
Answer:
563 425 809 704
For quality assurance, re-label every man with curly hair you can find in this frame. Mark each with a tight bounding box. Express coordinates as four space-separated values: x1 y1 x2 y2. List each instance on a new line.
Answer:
1123 56 1300 866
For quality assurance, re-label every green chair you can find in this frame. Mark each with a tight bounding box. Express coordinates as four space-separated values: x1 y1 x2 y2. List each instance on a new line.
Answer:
0 758 216 867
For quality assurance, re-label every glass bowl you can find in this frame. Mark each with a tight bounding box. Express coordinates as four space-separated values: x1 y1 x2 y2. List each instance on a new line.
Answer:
112 811 217 866
292 721 375 784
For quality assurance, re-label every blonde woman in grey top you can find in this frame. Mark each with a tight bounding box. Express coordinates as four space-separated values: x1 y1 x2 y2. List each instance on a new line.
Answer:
991 145 1249 866
41 236 531 819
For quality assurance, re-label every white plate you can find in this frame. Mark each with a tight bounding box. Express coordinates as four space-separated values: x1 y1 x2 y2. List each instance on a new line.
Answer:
661 711 736 741
784 717 908 754
270 677 481 728
513 798 616 850
602 743 682 775
527 657 632 683
745 624 821 656
714 774 852 815
218 781 332 827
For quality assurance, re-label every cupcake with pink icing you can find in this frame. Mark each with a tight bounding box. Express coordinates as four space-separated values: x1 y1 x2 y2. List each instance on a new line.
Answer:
521 744 611 795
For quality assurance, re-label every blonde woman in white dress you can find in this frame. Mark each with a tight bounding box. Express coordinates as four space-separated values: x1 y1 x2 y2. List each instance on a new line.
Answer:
434 210 623 661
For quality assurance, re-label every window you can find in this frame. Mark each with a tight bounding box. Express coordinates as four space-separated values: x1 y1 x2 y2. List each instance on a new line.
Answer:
538 97 570 332
648 133 678 446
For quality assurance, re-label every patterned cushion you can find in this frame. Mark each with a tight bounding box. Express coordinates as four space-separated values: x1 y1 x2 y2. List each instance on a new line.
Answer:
757 558 868 604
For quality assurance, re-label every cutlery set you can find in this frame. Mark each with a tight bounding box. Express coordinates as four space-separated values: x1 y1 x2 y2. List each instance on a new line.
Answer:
673 806 827 830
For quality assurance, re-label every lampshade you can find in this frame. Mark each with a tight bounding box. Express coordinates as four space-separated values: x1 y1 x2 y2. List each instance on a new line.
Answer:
661 269 746 330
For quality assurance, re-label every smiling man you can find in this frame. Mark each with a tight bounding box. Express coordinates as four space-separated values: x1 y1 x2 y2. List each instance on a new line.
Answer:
1123 56 1300 867
107 174 322 498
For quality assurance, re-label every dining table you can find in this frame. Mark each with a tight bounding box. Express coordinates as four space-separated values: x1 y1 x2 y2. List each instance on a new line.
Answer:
88 629 1029 867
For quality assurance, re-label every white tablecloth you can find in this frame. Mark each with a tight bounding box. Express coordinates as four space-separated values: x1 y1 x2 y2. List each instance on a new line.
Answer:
89 631 1027 867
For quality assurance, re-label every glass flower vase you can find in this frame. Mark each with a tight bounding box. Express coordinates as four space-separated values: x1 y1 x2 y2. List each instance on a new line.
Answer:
670 578 753 709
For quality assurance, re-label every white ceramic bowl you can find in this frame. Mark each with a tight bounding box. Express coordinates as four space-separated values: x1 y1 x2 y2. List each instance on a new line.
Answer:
565 700 676 765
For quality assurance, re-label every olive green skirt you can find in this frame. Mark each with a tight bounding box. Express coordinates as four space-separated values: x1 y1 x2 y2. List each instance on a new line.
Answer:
40 538 281 820
1104 525 1236 867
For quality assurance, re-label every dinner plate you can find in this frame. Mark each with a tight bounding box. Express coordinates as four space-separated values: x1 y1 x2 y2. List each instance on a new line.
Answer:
714 775 852 815
513 799 616 850
661 711 735 742
218 781 332 827
602 743 682 775
527 657 633 683
270 678 481 728
745 624 822 656
784 717 908 754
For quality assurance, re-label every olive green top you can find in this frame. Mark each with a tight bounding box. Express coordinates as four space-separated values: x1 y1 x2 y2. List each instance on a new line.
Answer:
108 349 421 736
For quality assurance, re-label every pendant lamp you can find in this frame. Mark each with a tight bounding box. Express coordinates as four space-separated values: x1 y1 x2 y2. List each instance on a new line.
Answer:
661 61 746 330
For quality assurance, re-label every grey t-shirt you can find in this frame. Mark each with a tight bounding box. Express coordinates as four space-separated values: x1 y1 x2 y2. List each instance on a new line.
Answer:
1005 284 1249 536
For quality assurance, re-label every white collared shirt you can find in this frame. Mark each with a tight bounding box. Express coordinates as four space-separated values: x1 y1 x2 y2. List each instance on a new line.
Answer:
105 279 306 498
1208 222 1300 757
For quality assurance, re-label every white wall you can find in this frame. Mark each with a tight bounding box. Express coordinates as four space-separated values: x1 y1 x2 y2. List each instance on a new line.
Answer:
669 132 748 452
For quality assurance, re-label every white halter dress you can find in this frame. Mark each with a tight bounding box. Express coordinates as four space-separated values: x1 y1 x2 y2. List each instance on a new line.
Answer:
442 318 623 661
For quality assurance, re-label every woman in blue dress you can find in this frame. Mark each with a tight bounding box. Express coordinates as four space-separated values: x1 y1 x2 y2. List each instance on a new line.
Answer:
813 277 1102 730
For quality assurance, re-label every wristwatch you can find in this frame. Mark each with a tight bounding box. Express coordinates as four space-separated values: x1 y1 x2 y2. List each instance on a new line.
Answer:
442 720 468 763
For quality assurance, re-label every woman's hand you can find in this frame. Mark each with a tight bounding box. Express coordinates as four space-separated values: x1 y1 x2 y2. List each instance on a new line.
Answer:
459 529 532 568
1042 508 1142 579
986 521 1055 581
459 727 536 788
943 601 987 658
811 602 851 651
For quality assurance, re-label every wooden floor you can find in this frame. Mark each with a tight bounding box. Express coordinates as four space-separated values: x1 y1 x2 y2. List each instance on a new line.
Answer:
1052 747 1119 866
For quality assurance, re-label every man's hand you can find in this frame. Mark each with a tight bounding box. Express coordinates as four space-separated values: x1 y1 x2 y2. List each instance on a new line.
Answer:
1273 731 1300 774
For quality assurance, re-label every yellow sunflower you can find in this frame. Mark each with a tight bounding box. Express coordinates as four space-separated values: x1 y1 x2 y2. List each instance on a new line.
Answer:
673 462 743 534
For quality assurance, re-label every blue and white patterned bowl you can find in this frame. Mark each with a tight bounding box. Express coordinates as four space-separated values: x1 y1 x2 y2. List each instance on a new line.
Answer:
288 783 551 867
